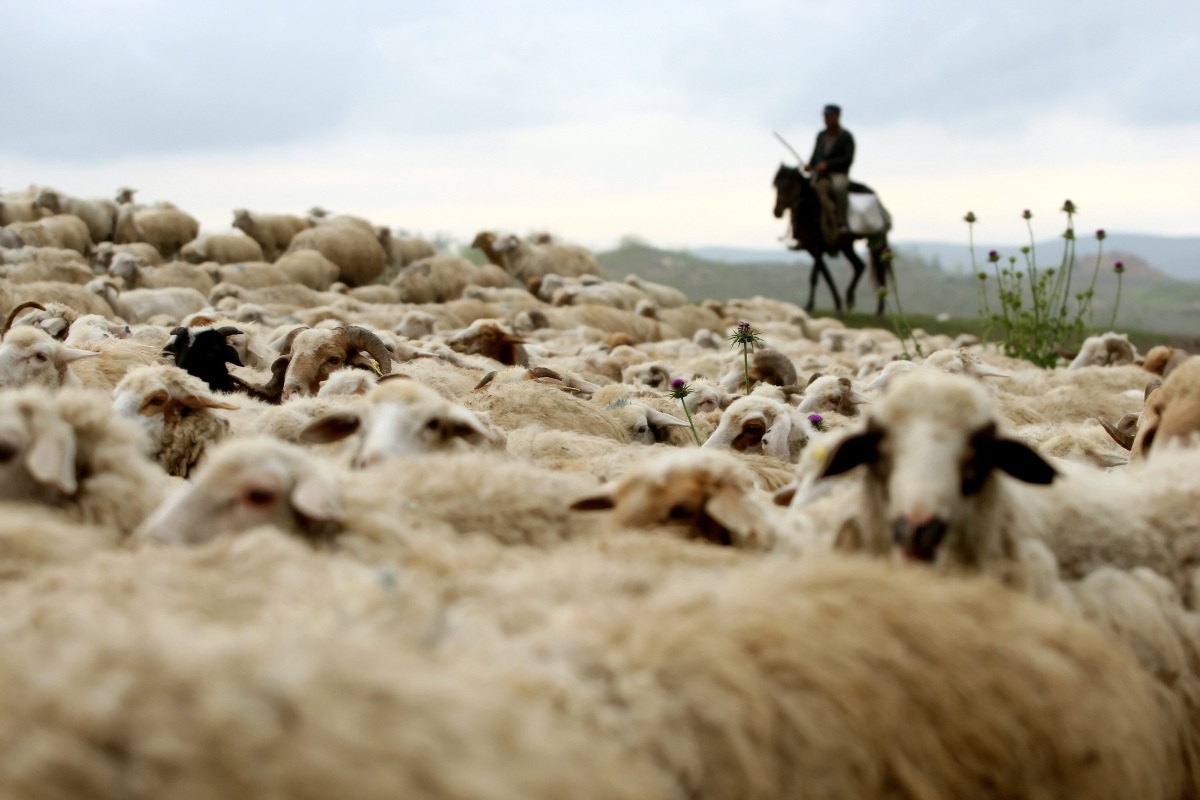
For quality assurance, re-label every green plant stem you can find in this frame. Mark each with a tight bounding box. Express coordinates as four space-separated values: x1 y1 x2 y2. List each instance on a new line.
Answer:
742 344 751 394
679 400 703 446
1109 271 1123 331
886 283 922 358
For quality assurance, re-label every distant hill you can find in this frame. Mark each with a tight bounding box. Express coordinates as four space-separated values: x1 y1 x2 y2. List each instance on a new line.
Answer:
596 242 1200 335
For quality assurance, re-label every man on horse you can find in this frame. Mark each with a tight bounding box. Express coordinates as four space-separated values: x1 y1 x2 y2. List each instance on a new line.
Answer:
807 104 854 245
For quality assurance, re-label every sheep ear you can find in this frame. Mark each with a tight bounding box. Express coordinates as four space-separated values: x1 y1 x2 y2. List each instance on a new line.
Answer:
40 318 69 337
818 428 882 478
291 467 345 523
645 409 689 429
704 482 763 545
570 490 615 511
179 392 239 412
762 412 794 460
300 411 362 444
981 438 1058 485
26 420 77 495
56 348 100 366
772 482 797 506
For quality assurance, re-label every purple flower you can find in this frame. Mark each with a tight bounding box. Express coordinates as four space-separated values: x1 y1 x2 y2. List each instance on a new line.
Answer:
1114 260 1126 274
736 321 752 333
670 378 685 390
1022 209 1032 220
1095 228 1106 241
807 414 823 424
987 250 1000 263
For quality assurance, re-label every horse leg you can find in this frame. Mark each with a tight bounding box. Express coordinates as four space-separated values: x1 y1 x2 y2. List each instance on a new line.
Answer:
841 239 866 312
805 252 821 313
816 253 843 314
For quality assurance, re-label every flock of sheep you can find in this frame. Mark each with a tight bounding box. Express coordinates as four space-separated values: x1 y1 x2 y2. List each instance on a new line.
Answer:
2 181 1200 799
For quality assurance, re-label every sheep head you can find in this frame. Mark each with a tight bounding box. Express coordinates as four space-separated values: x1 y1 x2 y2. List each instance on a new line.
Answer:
1137 357 1200 461
281 326 394 401
605 399 690 445
164 326 244 393
797 376 872 416
0 389 83 503
1068 333 1138 370
31 188 62 215
0 327 98 390
817 370 1056 565
447 319 528 367
138 437 344 546
571 450 774 548
301 379 503 467
703 395 806 462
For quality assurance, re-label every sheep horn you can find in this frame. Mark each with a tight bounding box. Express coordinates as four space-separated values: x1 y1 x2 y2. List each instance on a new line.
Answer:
1098 416 1135 451
338 326 393 375
278 326 310 357
215 326 243 339
2 301 46 336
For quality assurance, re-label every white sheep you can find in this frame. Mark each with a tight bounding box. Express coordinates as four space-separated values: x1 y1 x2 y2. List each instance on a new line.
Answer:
702 394 808 462
180 233 265 264
0 386 168 534
113 364 239 477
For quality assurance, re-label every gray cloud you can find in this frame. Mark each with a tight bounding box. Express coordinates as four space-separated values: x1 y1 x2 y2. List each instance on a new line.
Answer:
2 0 1196 162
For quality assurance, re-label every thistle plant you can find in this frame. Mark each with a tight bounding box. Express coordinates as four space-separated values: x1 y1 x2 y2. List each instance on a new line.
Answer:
807 413 827 432
1110 260 1125 330
669 378 704 446
968 202 1119 368
727 321 763 394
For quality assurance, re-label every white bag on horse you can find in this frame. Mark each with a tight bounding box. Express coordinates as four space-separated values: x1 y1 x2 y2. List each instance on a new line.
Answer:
848 191 888 236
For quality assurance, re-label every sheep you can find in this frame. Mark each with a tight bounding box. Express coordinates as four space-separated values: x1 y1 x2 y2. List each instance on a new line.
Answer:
2 300 80 340
32 188 118 243
376 226 436 271
113 364 238 477
1128 357 1200 462
6 213 92 255
796 375 872 416
809 369 1200 797
93 240 162 268
107 253 217 293
274 248 340 290
88 279 209 325
0 255 93 284
1144 345 1192 378
490 233 600 283
0 327 100 389
63 314 131 346
525 304 680 344
230 208 310 261
180 233 265 264
1069 331 1140 369
391 255 511 303
464 380 629 442
0 530 656 800
623 274 688 308
317 366 379 398
114 204 200 259
447 318 529 367
300 378 505 466
0 187 46 225
0 526 1173 800
810 370 1200 594
278 326 394 401
571 449 782 548
703 394 809 462
443 551 1175 800
0 502 119 584
602 398 691 445
285 218 387 287
208 260 291 289
0 386 167 534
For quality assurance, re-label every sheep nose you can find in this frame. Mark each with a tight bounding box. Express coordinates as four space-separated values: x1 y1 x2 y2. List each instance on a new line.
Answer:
892 514 948 563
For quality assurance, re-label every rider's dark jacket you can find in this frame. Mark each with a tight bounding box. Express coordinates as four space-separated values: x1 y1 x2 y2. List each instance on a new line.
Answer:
809 129 855 174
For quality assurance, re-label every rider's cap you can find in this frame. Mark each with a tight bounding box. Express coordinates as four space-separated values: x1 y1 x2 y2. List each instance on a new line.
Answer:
823 104 841 115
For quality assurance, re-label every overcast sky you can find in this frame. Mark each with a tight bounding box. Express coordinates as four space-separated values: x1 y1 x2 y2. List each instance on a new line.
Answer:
3 0 1198 250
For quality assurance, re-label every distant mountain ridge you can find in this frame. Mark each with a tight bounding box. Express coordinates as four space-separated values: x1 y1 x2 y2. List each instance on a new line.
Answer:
691 233 1200 281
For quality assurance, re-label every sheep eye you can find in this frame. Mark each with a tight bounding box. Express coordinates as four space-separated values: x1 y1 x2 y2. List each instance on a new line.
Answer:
33 353 48 363
244 488 277 507
327 356 342 365
425 419 441 432
150 397 165 406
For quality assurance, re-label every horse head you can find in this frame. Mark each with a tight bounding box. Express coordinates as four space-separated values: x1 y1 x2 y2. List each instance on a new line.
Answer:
772 164 805 218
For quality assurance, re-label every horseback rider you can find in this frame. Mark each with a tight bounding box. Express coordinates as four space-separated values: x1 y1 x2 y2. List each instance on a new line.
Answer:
806 104 855 239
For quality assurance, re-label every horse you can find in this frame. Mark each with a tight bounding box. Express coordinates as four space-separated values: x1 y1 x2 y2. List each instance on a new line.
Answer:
772 164 892 316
